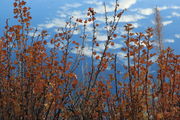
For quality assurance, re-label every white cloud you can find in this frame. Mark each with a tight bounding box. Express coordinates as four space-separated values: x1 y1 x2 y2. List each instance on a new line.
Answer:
97 34 107 41
159 6 180 11
109 43 123 49
82 47 93 56
152 20 173 26
170 6 180 9
137 8 154 15
85 0 103 6
172 12 180 17
162 20 173 26
54 28 80 35
39 23 54 29
94 5 113 14
166 15 172 19
120 14 145 22
93 42 122 52
58 13 68 18
132 23 140 28
71 46 93 57
94 43 105 51
60 3 82 10
85 24 94 33
38 18 66 29
117 27 127 35
117 52 126 59
86 0 137 14
71 10 86 19
96 15 111 22
118 0 137 9
73 30 80 35
150 55 158 63
80 41 122 56
167 12 180 19
158 6 168 11
164 39 175 43
28 32 40 37
175 34 180 38
57 9 86 19
96 14 144 23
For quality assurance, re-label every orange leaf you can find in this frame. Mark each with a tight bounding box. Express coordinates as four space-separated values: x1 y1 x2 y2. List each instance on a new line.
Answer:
72 79 78 88
105 90 110 97
157 113 163 119
93 52 96 55
113 34 117 38
20 1 26 6
13 2 17 7
78 19 82 23
43 40 47 45
84 20 87 23
121 47 127 52
110 42 114 46
96 56 100 60
72 41 76 44
59 33 63 36
121 35 126 38
75 42 80 46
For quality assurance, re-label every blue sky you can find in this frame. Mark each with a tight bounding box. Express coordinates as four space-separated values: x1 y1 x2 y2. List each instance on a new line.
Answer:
0 0 180 57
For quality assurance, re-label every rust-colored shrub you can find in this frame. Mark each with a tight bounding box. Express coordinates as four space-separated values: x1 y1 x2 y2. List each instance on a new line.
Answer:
0 0 179 120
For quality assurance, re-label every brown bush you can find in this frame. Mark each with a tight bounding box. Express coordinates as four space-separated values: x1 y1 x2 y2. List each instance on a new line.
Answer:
0 0 179 120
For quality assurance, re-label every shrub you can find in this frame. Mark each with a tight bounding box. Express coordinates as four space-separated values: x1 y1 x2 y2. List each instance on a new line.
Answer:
0 0 179 119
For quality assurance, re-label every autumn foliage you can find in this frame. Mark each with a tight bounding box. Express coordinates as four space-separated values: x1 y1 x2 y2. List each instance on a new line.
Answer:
0 0 179 120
